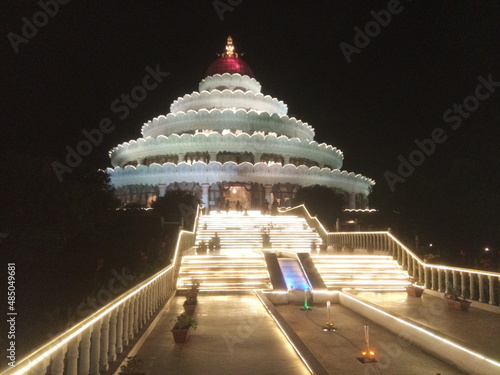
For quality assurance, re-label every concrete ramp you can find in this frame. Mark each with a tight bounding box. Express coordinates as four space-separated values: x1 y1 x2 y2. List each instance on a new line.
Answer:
263 252 287 290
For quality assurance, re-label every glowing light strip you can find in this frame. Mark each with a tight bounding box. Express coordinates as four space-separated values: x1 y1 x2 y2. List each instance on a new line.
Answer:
6 226 197 375
341 292 500 369
255 292 315 375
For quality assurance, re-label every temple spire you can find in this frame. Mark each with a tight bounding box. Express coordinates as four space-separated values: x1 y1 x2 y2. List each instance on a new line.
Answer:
221 36 238 58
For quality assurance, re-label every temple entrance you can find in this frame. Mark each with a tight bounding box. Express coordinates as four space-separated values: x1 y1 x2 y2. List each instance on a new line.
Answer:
223 184 251 211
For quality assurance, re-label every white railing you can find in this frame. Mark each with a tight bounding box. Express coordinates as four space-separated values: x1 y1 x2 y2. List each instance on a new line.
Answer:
279 205 500 306
3 212 199 375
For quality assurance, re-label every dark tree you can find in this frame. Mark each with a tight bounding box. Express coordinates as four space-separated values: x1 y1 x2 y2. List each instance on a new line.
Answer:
152 190 201 230
292 185 345 229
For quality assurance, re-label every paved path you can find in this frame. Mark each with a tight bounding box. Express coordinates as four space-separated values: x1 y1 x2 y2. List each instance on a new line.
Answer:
276 303 467 375
129 293 309 375
351 291 500 362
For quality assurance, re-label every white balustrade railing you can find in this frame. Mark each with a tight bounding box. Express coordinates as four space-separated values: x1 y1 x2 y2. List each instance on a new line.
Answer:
280 205 500 306
3 217 198 375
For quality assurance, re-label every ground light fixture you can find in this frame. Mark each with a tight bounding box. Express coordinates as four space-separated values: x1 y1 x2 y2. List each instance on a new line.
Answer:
300 289 312 310
357 324 377 363
322 301 336 331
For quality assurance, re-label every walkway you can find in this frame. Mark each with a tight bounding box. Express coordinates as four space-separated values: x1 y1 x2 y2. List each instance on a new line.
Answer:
275 302 467 375
350 290 500 362
125 293 309 375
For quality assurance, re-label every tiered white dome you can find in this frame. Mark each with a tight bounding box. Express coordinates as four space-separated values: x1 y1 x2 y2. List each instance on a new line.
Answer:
106 37 374 209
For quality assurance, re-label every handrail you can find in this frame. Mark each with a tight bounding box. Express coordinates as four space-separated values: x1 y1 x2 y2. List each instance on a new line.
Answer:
278 204 329 244
278 206 500 307
3 222 198 374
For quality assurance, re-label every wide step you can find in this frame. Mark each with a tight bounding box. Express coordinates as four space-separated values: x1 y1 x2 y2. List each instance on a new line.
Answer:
178 255 271 291
311 255 410 290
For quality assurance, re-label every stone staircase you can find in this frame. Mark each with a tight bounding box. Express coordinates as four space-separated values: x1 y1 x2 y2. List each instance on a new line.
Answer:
195 210 323 254
177 211 409 291
311 255 410 290
177 255 271 291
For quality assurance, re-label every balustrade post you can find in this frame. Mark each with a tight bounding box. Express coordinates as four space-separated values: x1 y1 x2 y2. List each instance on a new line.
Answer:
66 337 80 375
51 344 67 375
469 273 476 300
90 320 102 375
109 310 117 362
431 268 435 290
31 358 50 375
116 306 124 354
133 296 139 335
79 329 92 374
460 272 466 299
418 263 424 284
401 247 406 268
438 269 443 292
123 301 130 346
488 276 496 305
479 275 485 303
452 270 458 294
99 315 110 372
445 270 450 294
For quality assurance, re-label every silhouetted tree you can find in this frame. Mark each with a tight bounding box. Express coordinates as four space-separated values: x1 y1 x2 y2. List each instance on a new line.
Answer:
292 185 345 229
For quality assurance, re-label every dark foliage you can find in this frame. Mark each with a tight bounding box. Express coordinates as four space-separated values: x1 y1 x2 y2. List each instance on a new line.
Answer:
292 185 346 230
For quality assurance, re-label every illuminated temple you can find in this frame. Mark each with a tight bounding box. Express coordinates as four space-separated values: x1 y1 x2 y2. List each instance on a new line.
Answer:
106 37 374 209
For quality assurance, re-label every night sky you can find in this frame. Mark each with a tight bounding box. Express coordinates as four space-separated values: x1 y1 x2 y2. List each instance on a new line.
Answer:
2 1 499 252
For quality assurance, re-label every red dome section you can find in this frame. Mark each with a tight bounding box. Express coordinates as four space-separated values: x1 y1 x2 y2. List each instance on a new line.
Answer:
205 57 254 78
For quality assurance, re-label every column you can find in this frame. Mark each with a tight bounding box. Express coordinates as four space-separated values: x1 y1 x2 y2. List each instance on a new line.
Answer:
348 192 356 209
178 152 185 162
283 155 290 164
254 152 262 162
201 183 210 209
158 184 167 197
264 184 272 208
209 151 217 162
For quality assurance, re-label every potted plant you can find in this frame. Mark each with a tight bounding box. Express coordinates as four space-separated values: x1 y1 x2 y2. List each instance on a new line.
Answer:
171 312 198 343
119 356 146 375
261 228 271 248
445 289 471 311
405 277 424 297
183 278 200 315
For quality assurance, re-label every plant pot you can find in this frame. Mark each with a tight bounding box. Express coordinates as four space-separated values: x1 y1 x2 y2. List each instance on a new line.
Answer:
171 327 191 343
183 301 197 315
406 286 424 297
446 298 471 311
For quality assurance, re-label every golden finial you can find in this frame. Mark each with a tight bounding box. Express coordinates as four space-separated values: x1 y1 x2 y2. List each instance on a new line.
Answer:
220 36 238 58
